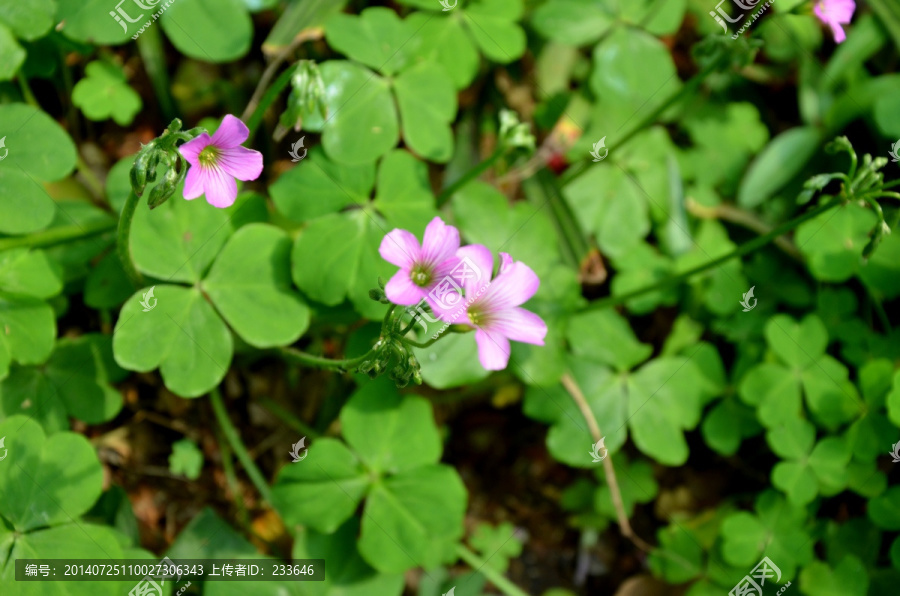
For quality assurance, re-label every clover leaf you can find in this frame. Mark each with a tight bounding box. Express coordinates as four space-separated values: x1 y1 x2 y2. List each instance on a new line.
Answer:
0 22 24 81
799 556 868 596
161 0 254 62
767 418 851 506
272 379 466 573
0 335 126 432
469 521 524 573
0 104 77 235
325 7 417 76
72 62 142 126
796 202 878 282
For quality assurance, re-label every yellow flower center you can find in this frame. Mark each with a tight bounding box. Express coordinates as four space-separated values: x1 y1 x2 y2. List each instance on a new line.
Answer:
198 146 220 167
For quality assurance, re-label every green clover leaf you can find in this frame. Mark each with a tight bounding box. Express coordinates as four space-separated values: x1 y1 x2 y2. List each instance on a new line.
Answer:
72 62 142 126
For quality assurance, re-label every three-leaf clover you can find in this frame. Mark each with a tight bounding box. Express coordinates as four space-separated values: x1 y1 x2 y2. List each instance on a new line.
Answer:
72 61 143 126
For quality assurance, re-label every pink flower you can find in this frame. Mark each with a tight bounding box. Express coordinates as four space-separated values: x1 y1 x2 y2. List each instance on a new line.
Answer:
178 114 263 208
435 245 547 371
814 0 855 43
379 217 461 307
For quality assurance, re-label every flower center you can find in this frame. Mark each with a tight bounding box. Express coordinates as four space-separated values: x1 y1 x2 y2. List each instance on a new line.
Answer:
468 307 489 327
410 264 432 287
198 145 220 167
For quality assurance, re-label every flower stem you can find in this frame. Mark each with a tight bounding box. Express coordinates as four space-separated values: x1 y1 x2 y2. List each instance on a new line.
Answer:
278 346 373 370
136 25 177 122
245 67 296 139
455 544 530 596
117 190 145 288
437 146 505 207
582 199 840 312
0 219 117 251
210 388 275 505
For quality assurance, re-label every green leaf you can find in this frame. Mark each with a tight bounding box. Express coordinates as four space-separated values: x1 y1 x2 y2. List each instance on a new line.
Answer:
451 181 560 278
272 438 369 533
463 0 526 62
291 210 394 319
203 224 310 348
796 203 878 282
738 126 822 207
56 0 131 44
406 13 479 89
320 60 399 165
530 0 614 46
393 62 457 163
566 310 652 371
415 331 491 389
0 249 62 299
799 556 869 596
341 378 442 475
72 61 142 126
593 456 658 519
0 293 55 380
372 150 438 235
113 285 232 398
169 438 204 480
292 518 405 596
0 0 55 40
648 525 704 584
0 335 125 429
0 416 103 531
161 0 253 62
620 0 686 35
271 148 375 223
588 27 680 135
469 521 523 573
868 486 900 530
720 512 767 567
0 22 25 81
324 7 417 76
0 104 77 235
765 314 827 369
627 356 705 465
359 464 466 573
84 251 134 309
130 185 232 283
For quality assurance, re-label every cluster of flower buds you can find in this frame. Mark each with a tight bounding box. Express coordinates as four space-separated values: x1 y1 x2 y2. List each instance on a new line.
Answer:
280 60 327 132
130 118 206 209
359 279 424 388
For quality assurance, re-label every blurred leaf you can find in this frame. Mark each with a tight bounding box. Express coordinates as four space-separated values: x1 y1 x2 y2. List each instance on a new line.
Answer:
799 556 868 596
0 22 25 81
169 438 204 480
469 521 523 573
738 127 822 207
161 0 253 62
72 61 142 126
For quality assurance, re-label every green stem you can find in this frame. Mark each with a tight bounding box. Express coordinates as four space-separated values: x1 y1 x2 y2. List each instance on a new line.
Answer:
76 155 106 201
117 190 145 288
216 426 252 529
403 336 441 349
258 398 321 440
17 72 38 106
437 146 505 207
278 346 373 370
583 200 840 312
456 545 530 596
245 67 295 139
0 219 116 251
210 388 275 505
136 25 177 122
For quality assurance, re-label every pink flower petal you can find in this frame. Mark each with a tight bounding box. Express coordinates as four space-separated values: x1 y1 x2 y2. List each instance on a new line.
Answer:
178 133 211 166
385 270 426 306
475 328 511 371
219 145 264 181
211 114 250 148
379 229 420 269
454 244 494 297
183 166 206 200
203 166 239 208
498 252 514 275
489 307 547 346
481 261 540 310
830 22 847 42
420 217 460 266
